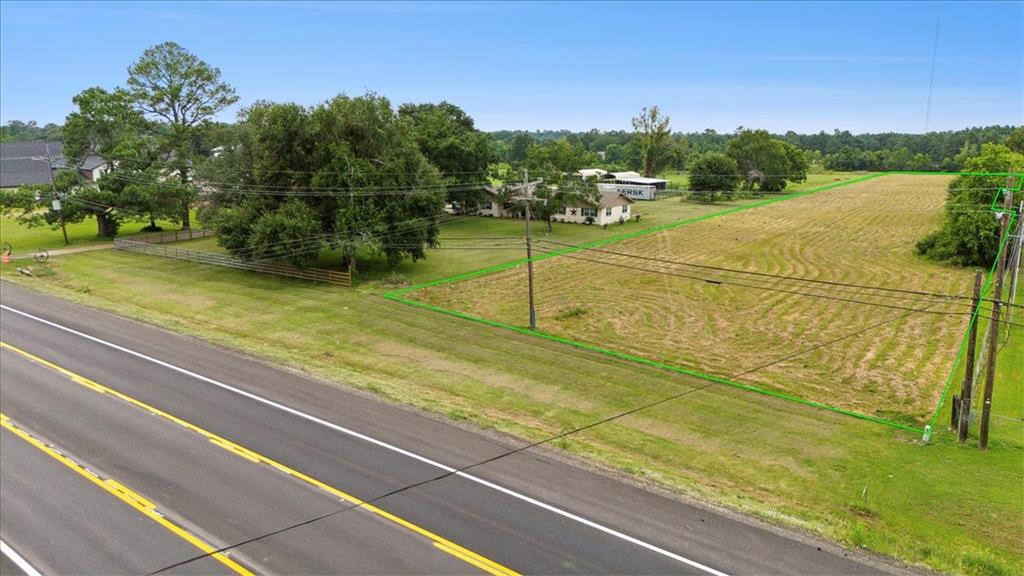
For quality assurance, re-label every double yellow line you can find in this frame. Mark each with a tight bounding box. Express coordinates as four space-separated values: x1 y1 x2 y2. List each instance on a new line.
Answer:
0 341 517 576
0 414 253 575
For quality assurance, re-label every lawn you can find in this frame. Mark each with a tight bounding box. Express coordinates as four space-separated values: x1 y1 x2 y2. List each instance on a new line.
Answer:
166 196 769 285
406 175 975 427
1 170 1020 576
0 212 200 254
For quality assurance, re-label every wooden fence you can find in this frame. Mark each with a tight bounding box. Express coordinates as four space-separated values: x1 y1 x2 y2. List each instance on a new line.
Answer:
126 228 218 244
114 232 351 287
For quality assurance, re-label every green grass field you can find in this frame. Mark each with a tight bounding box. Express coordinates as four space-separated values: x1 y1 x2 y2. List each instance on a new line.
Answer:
2 174 1021 575
0 212 200 254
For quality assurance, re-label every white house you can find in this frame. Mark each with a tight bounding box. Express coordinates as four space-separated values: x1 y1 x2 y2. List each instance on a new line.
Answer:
76 154 110 182
554 190 634 226
474 180 542 218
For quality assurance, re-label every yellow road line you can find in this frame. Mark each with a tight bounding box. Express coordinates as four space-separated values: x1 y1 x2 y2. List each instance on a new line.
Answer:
0 341 518 576
0 413 253 576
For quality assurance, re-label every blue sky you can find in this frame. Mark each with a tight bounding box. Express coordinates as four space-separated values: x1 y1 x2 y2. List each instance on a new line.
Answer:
1 1 1020 133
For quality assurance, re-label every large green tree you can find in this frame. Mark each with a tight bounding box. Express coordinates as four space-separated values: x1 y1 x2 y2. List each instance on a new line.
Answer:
398 101 494 209
726 129 807 192
0 120 62 142
1004 127 1024 154
0 171 92 239
917 144 1024 266
127 41 238 228
508 133 535 163
525 138 596 174
202 94 446 270
62 86 191 235
688 152 740 202
631 106 673 177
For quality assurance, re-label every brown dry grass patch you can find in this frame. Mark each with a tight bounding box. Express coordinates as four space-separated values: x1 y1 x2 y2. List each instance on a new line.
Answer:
409 175 975 424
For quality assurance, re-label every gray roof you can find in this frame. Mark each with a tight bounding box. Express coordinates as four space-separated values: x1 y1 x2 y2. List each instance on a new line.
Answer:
0 141 63 188
79 154 107 171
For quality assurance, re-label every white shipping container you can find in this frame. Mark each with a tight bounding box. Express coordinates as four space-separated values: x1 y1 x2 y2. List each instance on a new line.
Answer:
598 182 656 200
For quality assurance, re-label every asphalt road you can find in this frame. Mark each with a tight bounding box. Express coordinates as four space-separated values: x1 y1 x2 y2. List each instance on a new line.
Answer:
0 282 901 575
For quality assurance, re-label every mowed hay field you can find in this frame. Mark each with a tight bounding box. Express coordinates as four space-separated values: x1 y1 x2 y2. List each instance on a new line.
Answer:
410 175 975 425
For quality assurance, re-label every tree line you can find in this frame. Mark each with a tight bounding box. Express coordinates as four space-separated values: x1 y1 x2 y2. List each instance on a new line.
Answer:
0 120 63 142
490 125 1020 174
1 41 1019 271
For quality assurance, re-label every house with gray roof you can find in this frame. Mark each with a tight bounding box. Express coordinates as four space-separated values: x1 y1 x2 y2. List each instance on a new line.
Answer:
0 141 63 188
1 141 109 188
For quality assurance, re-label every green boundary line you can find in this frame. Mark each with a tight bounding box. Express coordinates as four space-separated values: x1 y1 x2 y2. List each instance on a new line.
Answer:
927 174 1023 439
383 171 1020 438
927 210 1019 439
387 172 884 296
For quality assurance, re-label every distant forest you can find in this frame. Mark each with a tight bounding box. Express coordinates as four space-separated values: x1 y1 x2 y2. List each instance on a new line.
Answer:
0 120 63 142
490 125 1020 172
3 116 1017 173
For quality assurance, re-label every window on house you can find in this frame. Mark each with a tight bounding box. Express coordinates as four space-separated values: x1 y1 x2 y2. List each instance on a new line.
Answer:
621 204 629 213
482 201 492 210
581 207 598 218
605 207 612 216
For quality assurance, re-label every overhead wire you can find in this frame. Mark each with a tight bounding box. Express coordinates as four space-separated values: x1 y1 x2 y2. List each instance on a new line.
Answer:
536 239 1019 309
147 256 958 576
528 245 1001 320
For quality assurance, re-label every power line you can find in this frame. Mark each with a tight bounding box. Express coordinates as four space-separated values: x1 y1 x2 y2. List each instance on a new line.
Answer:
147 266 951 575
536 239 980 305
531 245 974 317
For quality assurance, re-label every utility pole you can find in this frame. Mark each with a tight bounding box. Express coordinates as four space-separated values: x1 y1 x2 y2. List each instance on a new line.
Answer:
44 144 69 246
957 270 982 443
1009 200 1023 324
524 169 537 331
978 184 1015 450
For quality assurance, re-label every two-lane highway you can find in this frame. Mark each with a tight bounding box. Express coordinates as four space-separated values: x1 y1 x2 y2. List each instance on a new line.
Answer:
0 282 898 574
1 343 509 575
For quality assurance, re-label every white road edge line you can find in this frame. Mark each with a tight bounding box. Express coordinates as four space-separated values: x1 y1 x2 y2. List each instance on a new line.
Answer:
1 539 44 576
1 304 728 576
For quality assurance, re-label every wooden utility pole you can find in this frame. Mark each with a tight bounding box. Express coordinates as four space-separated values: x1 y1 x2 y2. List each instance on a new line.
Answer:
44 144 69 246
957 270 983 443
1009 200 1024 325
979 184 1015 450
524 169 537 331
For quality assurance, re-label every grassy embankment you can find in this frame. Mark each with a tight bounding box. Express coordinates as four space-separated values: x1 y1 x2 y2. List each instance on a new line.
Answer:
2 171 1020 576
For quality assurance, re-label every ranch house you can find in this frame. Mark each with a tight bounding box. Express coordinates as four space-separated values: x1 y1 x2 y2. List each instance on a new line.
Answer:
554 190 634 226
475 180 542 218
